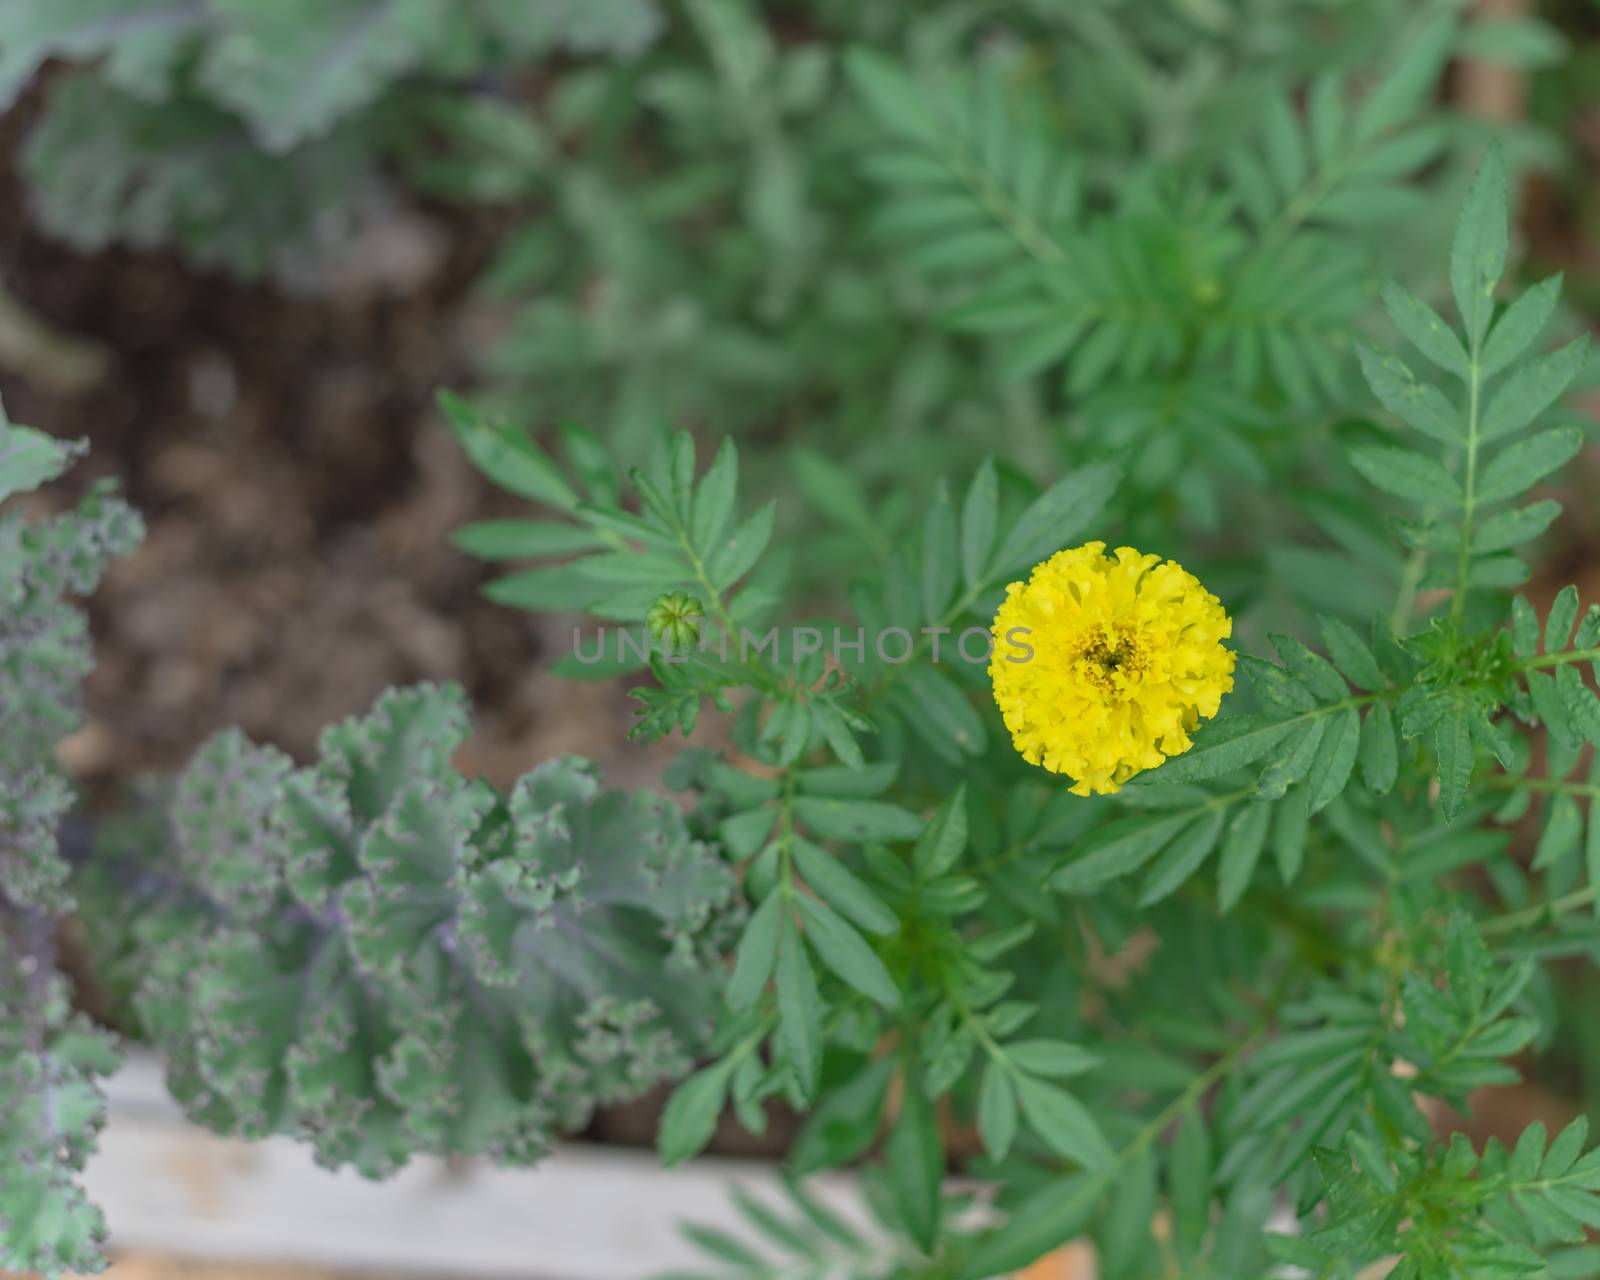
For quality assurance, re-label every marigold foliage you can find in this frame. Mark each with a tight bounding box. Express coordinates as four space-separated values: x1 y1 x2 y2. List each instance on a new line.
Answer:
989 543 1235 796
448 135 1600 1280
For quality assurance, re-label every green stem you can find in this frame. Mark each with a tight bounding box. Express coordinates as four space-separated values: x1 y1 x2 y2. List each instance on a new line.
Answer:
777 768 799 894
1484 774 1600 799
1480 886 1597 937
1517 646 1600 673
946 141 1070 269
1450 353 1483 630
1391 546 1427 635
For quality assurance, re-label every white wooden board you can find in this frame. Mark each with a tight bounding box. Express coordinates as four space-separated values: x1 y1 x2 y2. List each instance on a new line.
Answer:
89 1055 876 1280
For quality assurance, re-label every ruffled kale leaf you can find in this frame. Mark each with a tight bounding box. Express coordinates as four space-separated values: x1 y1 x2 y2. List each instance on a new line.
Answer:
96 682 739 1174
0 403 141 1276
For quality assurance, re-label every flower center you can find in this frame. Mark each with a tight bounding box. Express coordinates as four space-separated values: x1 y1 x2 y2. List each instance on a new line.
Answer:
1075 628 1146 692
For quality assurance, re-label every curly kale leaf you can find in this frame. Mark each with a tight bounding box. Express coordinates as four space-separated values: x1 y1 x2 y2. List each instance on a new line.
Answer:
101 683 739 1175
0 423 142 912
0 0 204 109
0 404 138 1277
0 919 119 1278
195 0 460 152
23 75 385 285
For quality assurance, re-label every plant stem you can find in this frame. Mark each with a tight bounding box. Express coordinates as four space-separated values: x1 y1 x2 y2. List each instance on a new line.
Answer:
1517 646 1600 672
1480 886 1597 937
1451 353 1483 630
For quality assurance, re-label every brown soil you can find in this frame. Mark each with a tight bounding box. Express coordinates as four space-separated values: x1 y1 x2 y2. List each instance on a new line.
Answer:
0 151 670 803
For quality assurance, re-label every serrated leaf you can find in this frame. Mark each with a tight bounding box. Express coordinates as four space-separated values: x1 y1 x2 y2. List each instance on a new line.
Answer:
922 481 958 622
961 459 999 589
1258 719 1325 800
1348 444 1462 505
441 392 577 509
992 463 1121 577
1530 670 1578 748
1576 606 1600 652
450 519 602 560
1509 1121 1548 1183
1014 1076 1112 1169
483 564 608 612
978 1063 1018 1161
797 761 899 799
578 549 691 585
1512 595 1540 657
787 1058 892 1176
1379 283 1469 378
776 919 822 1099
1474 500 1563 554
1272 793 1309 884
1262 92 1306 196
793 796 923 843
960 1172 1101 1280
1242 655 1318 712
1556 666 1600 745
1005 1041 1099 1079
1307 706 1361 813
792 840 897 936
1432 698 1476 820
796 894 899 1008
1137 808 1225 905
1544 1116 1589 1180
709 499 776 590
727 893 783 1011
1051 810 1196 893
886 1074 942 1252
1547 585 1581 652
844 48 935 142
1481 274 1564 379
691 438 739 554
1320 617 1387 690
1477 428 1583 505
815 704 864 770
1171 1106 1212 1247
792 448 880 547
1480 336 1591 443
1450 147 1509 352
1355 344 1461 443
1152 716 1300 783
1533 793 1583 871
1359 702 1399 795
1271 634 1349 703
1218 801 1270 911
659 1058 734 1166
913 785 968 879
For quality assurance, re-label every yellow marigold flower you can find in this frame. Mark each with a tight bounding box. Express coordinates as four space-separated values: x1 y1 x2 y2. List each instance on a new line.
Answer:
989 542 1235 796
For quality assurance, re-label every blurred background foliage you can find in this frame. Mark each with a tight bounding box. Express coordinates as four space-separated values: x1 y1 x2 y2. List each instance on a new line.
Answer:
7 1 1591 515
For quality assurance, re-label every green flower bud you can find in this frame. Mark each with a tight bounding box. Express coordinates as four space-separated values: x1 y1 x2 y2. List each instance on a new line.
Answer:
647 591 705 652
